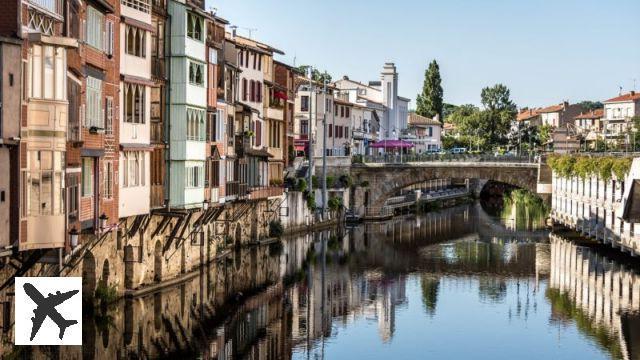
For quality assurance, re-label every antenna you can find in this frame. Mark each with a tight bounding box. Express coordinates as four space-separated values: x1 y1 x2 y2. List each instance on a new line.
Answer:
619 85 623 95
240 27 258 39
634 78 637 91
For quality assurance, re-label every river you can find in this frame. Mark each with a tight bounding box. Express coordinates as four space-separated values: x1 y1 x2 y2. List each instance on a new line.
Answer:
21 201 640 359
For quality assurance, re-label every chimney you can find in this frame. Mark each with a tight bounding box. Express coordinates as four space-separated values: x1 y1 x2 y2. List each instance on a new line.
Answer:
631 91 636 96
563 101 569 108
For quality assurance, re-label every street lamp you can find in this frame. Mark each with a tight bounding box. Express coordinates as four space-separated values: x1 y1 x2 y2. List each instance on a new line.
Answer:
99 213 108 231
69 228 79 249
203 199 209 211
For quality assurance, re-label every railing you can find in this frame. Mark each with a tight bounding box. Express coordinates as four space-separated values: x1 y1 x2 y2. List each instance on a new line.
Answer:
360 153 538 164
225 182 249 198
29 0 63 17
364 207 394 219
248 186 284 200
122 0 150 13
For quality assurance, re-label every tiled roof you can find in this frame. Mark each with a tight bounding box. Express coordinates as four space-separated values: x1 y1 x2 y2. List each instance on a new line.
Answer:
443 123 456 130
408 112 441 126
517 108 541 121
604 91 640 103
574 108 604 120
538 103 565 113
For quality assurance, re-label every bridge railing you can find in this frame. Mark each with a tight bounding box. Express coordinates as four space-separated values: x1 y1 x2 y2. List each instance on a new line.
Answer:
359 153 537 164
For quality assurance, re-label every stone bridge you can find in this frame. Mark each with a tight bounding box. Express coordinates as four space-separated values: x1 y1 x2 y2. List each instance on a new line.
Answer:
351 160 544 212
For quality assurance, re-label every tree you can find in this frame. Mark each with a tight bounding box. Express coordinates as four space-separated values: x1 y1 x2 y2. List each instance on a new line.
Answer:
442 103 458 121
577 100 603 112
297 65 332 84
479 84 517 146
416 60 444 122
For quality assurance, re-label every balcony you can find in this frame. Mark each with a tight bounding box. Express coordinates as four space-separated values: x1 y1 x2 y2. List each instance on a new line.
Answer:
28 0 63 17
122 0 150 13
151 0 166 15
248 186 284 200
225 181 248 199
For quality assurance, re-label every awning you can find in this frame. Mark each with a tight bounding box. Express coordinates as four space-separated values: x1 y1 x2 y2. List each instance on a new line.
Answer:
121 16 156 33
294 145 305 151
275 91 288 100
120 143 153 151
369 140 415 149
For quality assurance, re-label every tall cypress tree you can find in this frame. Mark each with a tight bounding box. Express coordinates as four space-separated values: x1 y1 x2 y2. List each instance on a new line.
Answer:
416 60 444 123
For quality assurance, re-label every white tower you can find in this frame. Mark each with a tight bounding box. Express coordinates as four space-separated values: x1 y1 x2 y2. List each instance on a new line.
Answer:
381 63 399 139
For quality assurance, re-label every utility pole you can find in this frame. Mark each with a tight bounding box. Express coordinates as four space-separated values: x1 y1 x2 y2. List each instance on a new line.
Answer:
307 68 314 195
321 79 328 221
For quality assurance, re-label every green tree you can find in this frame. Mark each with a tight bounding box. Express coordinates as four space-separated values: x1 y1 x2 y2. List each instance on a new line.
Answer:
416 60 444 122
297 65 332 84
479 84 517 146
577 100 603 112
442 103 458 121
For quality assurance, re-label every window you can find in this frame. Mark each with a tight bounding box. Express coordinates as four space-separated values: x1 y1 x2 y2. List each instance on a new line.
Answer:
122 152 145 187
86 6 104 50
301 120 308 135
82 157 93 197
103 161 113 199
340 106 344 117
249 80 255 102
189 61 204 86
269 120 281 148
334 104 338 116
187 13 203 41
86 76 103 128
328 124 333 137
301 96 309 112
125 25 146 57
257 54 262 71
67 176 79 220
105 97 114 134
428 127 433 137
238 50 243 67
186 108 205 141
254 120 262 147
211 160 220 187
29 44 66 100
28 151 64 216
122 0 150 13
345 107 350 118
345 126 349 137
186 165 202 188
124 83 146 124
242 78 248 101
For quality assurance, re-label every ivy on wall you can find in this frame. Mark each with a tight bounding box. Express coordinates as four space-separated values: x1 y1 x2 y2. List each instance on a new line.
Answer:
546 154 632 181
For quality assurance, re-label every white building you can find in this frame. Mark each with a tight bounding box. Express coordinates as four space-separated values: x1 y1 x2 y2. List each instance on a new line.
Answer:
118 1 154 217
334 63 410 141
603 91 640 137
403 113 442 153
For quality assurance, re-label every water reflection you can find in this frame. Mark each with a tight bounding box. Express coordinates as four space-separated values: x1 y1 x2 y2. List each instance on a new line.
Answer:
26 202 640 359
501 189 549 231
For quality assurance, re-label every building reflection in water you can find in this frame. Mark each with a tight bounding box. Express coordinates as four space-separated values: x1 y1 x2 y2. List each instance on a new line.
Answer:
22 203 640 360
548 234 640 360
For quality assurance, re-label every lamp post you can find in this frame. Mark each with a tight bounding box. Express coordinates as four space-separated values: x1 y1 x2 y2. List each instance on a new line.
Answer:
321 79 328 221
99 213 108 232
307 67 314 196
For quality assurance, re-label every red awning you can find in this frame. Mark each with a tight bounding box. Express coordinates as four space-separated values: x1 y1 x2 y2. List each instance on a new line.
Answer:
275 91 288 100
294 145 305 151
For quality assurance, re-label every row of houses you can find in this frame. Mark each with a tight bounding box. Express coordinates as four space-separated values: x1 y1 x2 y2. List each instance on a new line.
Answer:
0 0 441 256
516 91 640 152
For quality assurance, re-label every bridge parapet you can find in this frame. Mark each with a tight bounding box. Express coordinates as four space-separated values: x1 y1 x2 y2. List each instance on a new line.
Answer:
359 153 537 165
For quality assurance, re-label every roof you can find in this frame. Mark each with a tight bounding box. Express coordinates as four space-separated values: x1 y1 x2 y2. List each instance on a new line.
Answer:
517 108 541 121
233 34 285 55
574 108 604 120
604 91 640 103
408 112 441 126
538 103 566 113
443 123 456 130
333 98 354 106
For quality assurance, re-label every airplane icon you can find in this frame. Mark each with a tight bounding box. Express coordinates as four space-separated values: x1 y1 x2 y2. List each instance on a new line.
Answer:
23 283 79 341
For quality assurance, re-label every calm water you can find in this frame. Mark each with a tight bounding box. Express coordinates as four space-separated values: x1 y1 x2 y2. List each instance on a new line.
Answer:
28 202 640 359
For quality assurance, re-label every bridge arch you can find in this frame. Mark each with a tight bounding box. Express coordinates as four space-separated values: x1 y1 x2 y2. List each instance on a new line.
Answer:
352 162 539 210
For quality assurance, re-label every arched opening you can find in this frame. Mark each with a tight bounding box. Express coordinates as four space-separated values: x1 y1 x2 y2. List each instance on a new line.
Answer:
100 259 110 288
154 240 162 282
82 252 96 302
235 225 242 248
124 245 134 289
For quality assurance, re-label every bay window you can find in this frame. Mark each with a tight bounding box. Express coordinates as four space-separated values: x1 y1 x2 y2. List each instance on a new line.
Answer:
29 44 66 101
186 108 205 141
189 61 204 86
122 151 145 187
187 13 203 41
186 165 203 188
28 151 65 216
86 6 104 50
125 25 146 58
86 76 103 128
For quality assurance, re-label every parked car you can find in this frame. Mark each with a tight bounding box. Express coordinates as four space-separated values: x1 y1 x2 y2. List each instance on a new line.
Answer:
450 147 467 154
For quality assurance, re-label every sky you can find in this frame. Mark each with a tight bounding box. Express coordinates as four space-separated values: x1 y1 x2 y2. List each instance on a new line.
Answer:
210 0 640 109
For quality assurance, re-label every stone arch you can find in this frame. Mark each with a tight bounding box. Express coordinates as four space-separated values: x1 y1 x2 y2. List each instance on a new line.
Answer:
82 251 96 302
154 240 162 282
352 164 539 209
235 225 242 248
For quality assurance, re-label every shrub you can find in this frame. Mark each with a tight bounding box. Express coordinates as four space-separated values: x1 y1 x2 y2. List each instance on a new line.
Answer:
270 178 284 187
269 220 284 238
94 282 118 306
326 175 336 188
547 154 632 181
328 196 343 211
305 191 316 210
312 175 319 188
339 174 353 188
295 178 307 192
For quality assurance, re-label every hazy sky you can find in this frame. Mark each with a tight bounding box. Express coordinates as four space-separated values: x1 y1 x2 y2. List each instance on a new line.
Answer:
210 0 640 109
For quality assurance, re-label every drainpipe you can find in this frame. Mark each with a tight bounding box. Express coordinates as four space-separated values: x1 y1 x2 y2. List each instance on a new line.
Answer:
165 13 172 211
